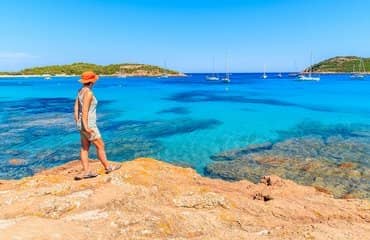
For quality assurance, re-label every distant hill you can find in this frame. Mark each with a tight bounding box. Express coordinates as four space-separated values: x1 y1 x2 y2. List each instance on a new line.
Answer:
309 56 370 73
0 62 185 77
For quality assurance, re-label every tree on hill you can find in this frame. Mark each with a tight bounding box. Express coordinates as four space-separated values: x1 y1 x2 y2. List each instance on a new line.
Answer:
309 56 370 73
3 62 181 76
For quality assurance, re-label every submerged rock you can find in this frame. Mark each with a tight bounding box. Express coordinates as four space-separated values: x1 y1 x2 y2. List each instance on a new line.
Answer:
206 124 370 199
0 96 222 179
210 142 273 161
8 158 26 166
157 106 190 115
206 154 370 198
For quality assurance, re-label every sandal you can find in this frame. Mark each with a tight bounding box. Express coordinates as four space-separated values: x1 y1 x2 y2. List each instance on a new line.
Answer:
74 172 98 181
105 165 121 174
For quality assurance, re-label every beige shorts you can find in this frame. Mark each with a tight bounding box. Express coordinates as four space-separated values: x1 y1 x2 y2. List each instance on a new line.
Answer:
80 127 101 141
77 120 101 141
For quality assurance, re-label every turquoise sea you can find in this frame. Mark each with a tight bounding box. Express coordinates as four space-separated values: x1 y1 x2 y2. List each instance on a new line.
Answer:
1 73 370 197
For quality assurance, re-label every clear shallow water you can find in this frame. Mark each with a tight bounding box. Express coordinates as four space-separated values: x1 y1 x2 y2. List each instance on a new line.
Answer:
1 74 370 182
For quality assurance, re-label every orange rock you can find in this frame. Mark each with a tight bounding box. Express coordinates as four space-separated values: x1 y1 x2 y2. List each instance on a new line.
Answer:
8 158 26 166
0 158 368 240
313 185 333 195
338 162 356 169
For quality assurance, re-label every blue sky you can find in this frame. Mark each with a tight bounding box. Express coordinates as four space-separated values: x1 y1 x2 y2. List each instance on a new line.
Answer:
0 0 369 72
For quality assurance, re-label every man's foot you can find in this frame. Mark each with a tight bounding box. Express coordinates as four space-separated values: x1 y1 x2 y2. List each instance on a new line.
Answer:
74 172 98 181
105 165 121 174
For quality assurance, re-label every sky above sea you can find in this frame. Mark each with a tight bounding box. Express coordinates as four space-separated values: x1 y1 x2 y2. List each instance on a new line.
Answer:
0 0 369 72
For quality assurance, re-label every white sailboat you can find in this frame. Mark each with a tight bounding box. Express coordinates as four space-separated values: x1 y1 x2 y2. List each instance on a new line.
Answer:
350 59 365 79
160 60 169 78
206 57 219 81
118 66 127 78
288 60 299 77
262 64 267 79
298 53 320 81
222 53 230 83
277 72 283 78
43 74 51 80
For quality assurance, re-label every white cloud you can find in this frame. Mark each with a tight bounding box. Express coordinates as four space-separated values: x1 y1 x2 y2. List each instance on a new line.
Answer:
0 52 41 71
0 52 39 61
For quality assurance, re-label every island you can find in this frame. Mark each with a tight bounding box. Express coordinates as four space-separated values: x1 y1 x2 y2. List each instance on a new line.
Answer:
309 56 370 74
0 62 186 77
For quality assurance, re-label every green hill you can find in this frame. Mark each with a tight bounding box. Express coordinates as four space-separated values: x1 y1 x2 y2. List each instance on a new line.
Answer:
0 62 183 76
309 56 370 73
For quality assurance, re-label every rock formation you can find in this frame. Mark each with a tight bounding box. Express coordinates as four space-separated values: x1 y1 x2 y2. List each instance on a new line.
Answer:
206 136 370 199
0 158 369 239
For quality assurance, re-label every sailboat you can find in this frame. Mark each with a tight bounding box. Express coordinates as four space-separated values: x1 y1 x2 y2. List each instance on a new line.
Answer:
160 60 169 78
222 53 230 83
277 72 283 78
298 53 320 81
118 66 127 78
350 59 365 79
206 57 219 81
43 74 51 80
262 64 268 79
288 60 299 77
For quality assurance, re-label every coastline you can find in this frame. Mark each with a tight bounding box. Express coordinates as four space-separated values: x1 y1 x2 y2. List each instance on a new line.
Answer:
2 72 370 78
0 62 187 78
0 158 368 239
0 73 187 78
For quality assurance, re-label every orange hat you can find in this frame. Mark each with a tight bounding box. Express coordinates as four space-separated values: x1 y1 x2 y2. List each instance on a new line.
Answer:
79 71 99 83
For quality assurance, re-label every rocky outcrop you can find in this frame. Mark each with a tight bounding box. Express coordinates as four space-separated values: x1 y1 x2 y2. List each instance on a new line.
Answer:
206 136 370 199
0 158 369 239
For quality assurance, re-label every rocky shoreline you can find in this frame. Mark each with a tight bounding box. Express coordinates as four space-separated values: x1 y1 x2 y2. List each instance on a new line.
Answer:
205 122 370 199
0 158 369 239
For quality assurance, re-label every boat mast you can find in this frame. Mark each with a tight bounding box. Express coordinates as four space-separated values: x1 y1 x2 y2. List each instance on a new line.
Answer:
358 60 361 73
309 52 313 78
163 60 168 77
119 65 125 77
225 52 229 79
361 58 366 73
294 60 297 73
212 56 216 77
